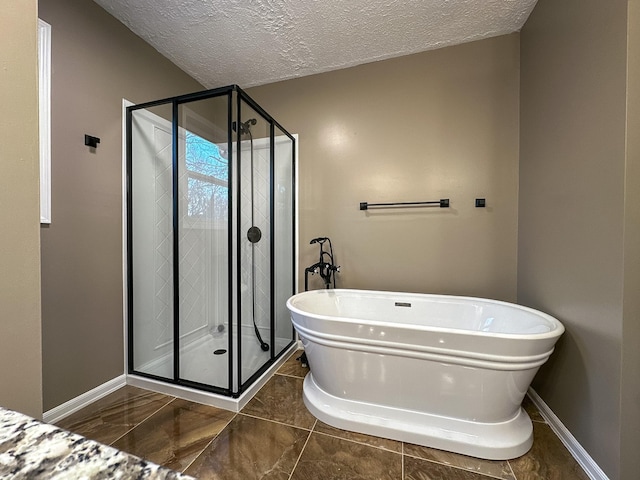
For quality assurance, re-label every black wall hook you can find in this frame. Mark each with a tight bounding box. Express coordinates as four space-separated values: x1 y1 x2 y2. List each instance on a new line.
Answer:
84 134 100 148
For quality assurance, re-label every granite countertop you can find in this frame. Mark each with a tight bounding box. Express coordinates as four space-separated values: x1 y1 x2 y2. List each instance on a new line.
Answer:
0 406 195 479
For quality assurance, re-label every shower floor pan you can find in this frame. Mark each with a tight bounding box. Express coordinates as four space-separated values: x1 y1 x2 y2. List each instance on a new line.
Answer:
128 335 297 412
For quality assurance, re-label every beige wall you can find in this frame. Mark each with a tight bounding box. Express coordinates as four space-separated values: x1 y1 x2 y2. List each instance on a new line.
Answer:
519 0 633 478
0 0 43 418
39 0 203 411
621 1 640 478
249 34 520 301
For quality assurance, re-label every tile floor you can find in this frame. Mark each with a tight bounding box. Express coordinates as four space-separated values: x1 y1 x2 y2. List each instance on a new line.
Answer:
55 351 589 480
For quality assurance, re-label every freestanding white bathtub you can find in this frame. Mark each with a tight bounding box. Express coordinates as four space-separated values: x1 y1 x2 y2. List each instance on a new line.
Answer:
286 289 564 460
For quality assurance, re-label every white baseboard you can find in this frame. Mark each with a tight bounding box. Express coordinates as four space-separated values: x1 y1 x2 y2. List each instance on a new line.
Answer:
527 387 609 480
43 375 127 424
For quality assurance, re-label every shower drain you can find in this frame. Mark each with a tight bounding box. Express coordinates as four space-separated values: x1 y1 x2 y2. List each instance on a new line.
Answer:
213 349 227 355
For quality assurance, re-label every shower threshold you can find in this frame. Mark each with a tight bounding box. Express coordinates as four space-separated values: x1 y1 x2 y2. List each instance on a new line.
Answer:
126 341 299 412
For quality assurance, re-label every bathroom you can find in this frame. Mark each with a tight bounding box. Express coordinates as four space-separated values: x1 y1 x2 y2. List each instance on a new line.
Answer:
1 0 639 479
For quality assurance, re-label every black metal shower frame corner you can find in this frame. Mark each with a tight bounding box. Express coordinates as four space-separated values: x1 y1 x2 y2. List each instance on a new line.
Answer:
290 133 297 341
125 106 134 373
269 120 276 363
226 90 234 395
235 90 243 394
171 100 180 386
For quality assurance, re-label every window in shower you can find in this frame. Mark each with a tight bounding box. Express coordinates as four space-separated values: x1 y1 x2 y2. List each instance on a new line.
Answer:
185 132 228 223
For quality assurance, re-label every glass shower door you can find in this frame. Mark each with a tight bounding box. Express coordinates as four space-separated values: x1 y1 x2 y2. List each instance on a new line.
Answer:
273 128 295 358
238 101 272 387
130 103 175 380
177 96 231 391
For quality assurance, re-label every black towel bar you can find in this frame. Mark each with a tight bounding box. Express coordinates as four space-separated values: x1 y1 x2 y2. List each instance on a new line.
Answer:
359 199 449 210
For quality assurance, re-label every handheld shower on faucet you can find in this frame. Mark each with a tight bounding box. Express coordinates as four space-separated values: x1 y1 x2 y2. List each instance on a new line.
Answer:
305 237 340 291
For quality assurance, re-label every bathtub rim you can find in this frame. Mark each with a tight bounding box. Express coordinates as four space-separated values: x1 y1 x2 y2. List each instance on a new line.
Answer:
293 321 555 370
287 288 565 341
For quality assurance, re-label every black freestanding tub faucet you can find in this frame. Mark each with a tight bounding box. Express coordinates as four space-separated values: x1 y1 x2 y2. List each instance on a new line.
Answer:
304 237 340 291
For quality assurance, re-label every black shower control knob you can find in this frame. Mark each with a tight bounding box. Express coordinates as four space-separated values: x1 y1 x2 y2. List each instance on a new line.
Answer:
247 226 262 243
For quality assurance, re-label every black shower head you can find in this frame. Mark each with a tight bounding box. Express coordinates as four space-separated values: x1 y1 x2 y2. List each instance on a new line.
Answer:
240 118 257 134
233 118 258 135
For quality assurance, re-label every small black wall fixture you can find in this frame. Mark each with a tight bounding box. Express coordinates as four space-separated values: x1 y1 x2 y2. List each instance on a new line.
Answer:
84 134 100 149
475 198 486 208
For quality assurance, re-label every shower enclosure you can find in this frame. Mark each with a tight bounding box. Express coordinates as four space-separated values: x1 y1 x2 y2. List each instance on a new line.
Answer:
126 85 296 399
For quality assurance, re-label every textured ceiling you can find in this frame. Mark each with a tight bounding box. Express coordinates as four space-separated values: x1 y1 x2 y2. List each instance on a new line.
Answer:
93 0 537 89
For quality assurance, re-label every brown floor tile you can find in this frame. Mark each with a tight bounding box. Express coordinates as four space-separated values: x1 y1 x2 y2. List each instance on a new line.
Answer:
241 374 316 429
51 383 590 480
404 455 493 480
404 443 515 480
522 395 545 423
184 414 309 480
290 432 402 480
314 420 402 453
55 385 174 445
111 398 235 472
276 350 309 378
509 422 589 480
